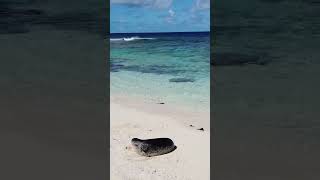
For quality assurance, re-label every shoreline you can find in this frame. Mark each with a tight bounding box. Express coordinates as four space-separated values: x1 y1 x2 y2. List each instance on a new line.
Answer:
111 94 210 129
110 94 210 180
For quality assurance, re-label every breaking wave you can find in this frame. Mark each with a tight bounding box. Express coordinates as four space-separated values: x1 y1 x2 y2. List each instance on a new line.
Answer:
110 36 156 42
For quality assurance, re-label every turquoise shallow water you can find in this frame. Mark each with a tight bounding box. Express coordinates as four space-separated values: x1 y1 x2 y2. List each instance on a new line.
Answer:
110 32 210 111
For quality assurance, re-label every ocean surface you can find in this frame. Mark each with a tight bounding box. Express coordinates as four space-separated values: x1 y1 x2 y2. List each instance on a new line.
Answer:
110 32 210 112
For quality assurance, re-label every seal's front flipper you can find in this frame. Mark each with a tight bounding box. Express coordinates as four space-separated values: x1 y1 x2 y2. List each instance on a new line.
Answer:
140 144 149 153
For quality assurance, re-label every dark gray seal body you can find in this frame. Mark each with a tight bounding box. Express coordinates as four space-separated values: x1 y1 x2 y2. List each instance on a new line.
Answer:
131 138 177 157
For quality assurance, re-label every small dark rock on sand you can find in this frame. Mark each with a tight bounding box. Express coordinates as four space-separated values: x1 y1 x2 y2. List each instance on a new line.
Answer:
197 128 204 131
157 102 165 104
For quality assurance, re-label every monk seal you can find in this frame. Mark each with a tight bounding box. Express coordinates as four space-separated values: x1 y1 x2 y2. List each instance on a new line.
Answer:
131 138 177 157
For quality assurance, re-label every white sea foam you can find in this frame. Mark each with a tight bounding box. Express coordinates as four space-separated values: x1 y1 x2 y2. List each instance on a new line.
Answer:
110 38 123 41
110 36 156 42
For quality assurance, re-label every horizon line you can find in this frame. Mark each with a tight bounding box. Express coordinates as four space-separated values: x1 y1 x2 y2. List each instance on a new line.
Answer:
110 31 210 34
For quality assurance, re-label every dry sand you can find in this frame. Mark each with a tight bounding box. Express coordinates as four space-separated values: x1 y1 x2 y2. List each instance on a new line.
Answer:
110 96 210 180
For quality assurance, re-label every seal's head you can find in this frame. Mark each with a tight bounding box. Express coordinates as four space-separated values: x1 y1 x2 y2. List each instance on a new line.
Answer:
131 138 143 148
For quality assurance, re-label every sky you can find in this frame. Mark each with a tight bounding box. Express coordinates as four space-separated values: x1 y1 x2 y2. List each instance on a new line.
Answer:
110 0 210 33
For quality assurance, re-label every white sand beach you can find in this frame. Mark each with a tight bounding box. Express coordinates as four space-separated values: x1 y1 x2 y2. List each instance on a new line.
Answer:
110 96 210 180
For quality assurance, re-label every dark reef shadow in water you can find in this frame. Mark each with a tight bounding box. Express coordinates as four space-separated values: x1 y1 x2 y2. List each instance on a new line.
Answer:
0 0 106 35
0 5 45 34
211 52 271 66
169 78 195 83
111 64 189 76
111 63 125 72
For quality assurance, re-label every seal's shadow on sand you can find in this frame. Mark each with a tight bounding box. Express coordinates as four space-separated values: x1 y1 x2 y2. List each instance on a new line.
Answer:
125 145 177 161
